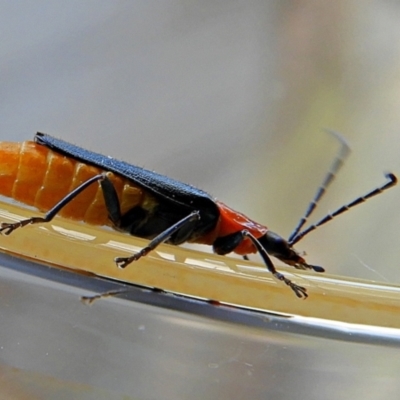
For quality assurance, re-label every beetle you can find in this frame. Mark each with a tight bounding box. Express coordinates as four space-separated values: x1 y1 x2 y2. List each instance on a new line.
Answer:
0 132 396 298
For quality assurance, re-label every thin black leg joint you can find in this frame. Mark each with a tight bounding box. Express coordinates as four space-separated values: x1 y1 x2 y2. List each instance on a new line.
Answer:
115 210 201 269
0 174 108 235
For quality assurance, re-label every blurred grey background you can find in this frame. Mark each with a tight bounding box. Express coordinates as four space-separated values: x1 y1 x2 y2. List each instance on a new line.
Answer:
2 0 400 282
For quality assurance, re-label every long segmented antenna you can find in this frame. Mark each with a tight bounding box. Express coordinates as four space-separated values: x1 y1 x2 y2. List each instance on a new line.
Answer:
289 172 397 245
288 130 351 243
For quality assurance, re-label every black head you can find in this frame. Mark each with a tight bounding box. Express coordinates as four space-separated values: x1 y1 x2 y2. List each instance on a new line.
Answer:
258 231 324 273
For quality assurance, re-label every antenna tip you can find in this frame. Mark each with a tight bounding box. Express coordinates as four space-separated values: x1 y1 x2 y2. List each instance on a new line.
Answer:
322 128 351 153
385 172 397 185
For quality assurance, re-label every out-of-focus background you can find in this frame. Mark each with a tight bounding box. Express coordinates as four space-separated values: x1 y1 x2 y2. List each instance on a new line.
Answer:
2 1 400 282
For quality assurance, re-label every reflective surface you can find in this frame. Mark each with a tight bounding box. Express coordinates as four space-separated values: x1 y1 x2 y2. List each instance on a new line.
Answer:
1 253 400 400
1 200 400 330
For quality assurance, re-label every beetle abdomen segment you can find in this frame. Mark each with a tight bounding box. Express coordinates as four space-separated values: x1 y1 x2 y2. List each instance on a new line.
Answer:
0 141 144 226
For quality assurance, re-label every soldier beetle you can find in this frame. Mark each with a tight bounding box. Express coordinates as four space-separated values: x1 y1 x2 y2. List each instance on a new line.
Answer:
0 132 396 298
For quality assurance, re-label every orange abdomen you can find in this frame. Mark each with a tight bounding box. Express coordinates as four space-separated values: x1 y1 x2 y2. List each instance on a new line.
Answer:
0 141 144 226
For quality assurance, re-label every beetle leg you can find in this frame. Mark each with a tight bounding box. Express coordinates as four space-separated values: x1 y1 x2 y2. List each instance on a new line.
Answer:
115 210 201 269
213 231 246 255
213 231 307 299
0 174 107 235
99 175 122 225
243 231 307 298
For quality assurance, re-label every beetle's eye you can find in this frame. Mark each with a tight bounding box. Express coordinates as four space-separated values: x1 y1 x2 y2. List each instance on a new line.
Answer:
258 231 292 258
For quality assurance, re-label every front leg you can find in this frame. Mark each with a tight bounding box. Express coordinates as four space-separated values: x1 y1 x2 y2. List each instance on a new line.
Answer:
213 231 307 299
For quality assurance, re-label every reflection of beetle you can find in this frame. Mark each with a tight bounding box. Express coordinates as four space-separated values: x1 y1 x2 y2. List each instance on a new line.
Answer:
0 132 396 298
